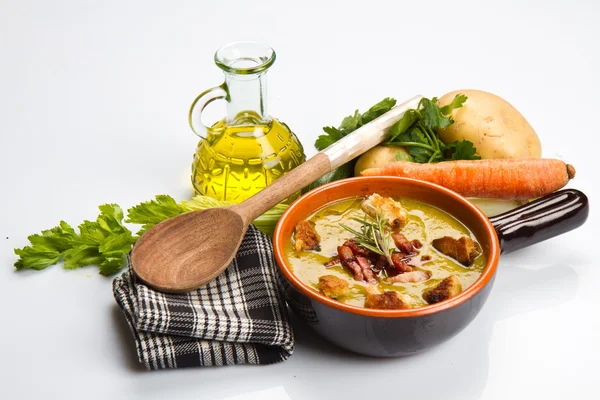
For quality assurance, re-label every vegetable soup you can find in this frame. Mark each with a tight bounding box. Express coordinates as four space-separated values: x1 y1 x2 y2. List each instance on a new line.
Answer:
286 194 486 309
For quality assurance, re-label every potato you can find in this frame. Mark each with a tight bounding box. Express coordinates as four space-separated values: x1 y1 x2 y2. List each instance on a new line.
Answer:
354 145 410 176
436 90 542 159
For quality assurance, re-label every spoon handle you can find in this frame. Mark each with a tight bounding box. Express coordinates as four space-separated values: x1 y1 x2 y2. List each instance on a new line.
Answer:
232 95 423 223
323 95 423 169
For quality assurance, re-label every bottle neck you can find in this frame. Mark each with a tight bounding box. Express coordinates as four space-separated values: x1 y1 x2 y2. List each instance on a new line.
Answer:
224 72 269 124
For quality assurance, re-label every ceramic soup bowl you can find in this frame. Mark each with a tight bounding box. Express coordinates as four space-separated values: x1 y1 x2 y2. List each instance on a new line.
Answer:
273 177 588 357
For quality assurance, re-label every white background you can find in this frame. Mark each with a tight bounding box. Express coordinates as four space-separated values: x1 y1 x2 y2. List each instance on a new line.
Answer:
1 0 599 399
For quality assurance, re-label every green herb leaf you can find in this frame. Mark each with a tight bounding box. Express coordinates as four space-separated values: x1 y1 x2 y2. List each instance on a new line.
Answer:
360 97 396 124
440 93 467 115
99 256 128 276
419 93 466 130
387 109 419 142
395 150 411 161
63 246 103 270
64 204 134 273
126 195 187 235
447 140 482 160
14 221 77 271
394 124 428 144
180 196 233 211
14 204 134 275
408 146 433 163
98 232 135 276
310 97 398 185
14 221 78 270
100 257 127 276
315 127 343 151
98 231 136 259
27 221 77 252
420 97 454 130
14 248 64 271
340 110 361 131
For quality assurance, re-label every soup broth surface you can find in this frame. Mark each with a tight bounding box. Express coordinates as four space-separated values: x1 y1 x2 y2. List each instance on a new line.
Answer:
285 197 487 308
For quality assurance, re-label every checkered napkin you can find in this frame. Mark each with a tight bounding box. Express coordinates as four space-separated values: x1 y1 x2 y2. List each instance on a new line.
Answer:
112 225 294 370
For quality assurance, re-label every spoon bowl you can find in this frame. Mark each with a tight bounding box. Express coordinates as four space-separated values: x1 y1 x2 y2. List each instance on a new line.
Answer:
131 208 246 292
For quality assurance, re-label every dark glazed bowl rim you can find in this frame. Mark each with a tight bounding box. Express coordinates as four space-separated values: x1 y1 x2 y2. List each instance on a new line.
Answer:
273 176 501 318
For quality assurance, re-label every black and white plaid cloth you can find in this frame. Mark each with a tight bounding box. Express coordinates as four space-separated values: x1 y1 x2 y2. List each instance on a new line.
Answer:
112 225 294 370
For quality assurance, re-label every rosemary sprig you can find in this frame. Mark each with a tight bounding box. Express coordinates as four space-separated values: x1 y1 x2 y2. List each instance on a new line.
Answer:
340 213 394 265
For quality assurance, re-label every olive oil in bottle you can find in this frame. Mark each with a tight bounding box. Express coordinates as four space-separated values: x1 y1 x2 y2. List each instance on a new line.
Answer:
191 111 305 203
189 41 306 203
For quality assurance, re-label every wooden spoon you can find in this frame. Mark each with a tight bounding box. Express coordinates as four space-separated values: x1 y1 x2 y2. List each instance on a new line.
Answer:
131 95 423 292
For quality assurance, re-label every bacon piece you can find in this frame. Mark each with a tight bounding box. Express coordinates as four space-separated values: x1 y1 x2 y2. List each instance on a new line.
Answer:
337 245 354 261
337 245 363 282
391 252 413 273
404 254 431 269
387 270 431 284
323 256 340 268
392 232 415 254
294 220 321 252
356 256 377 285
337 246 377 284
373 255 388 274
411 239 423 249
344 240 378 260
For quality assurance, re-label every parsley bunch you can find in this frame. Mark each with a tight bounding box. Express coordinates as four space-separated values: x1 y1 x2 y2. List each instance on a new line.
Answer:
385 95 480 162
309 94 480 189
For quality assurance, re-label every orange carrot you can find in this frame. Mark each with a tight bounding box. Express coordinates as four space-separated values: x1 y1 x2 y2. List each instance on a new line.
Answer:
361 158 576 200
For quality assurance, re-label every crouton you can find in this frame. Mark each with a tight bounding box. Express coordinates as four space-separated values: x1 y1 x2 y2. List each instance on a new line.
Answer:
318 275 349 299
361 193 407 230
364 289 412 310
423 276 462 304
294 220 321 252
432 236 481 266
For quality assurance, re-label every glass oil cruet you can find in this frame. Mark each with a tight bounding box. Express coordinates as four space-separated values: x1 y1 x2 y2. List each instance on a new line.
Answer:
189 41 306 203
